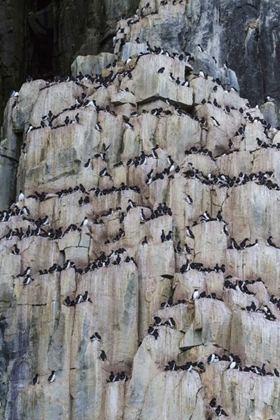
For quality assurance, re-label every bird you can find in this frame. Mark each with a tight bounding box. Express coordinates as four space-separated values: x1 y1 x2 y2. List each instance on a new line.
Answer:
90 332 102 342
215 406 228 417
211 116 220 127
100 350 107 361
33 374 39 385
265 96 275 102
199 70 205 78
17 267 31 277
267 236 277 247
186 226 195 239
142 236 148 245
192 289 200 300
166 231 172 241
18 190 25 201
48 371 56 383
23 276 33 285
166 317 176 328
223 225 229 236
125 121 134 129
207 353 221 364
153 316 162 326
84 158 91 168
81 217 88 227
95 122 102 131
12 244 20 255
75 294 83 304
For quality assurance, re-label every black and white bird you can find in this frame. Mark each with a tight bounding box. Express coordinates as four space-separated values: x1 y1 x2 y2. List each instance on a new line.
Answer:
99 168 112 179
207 353 221 364
166 317 176 328
84 158 91 168
192 289 200 300
23 276 33 285
81 217 88 227
100 350 107 361
215 405 228 417
33 374 39 385
95 122 102 131
90 332 102 342
48 371 56 383
211 116 220 127
185 195 193 204
18 190 25 201
12 244 20 255
186 226 195 239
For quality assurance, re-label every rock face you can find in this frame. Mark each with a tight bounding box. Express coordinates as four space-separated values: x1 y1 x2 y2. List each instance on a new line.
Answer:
1 0 280 126
1 1 280 420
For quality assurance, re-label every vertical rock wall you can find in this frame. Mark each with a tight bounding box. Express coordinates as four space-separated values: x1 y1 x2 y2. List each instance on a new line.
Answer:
1 1 280 419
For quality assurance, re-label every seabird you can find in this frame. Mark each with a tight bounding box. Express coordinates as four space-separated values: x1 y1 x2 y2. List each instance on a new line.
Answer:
48 371 56 383
125 121 134 129
81 217 88 227
166 317 176 328
158 67 165 73
267 236 277 247
100 350 107 361
17 267 31 277
227 361 237 370
192 289 200 300
215 406 228 417
211 116 220 127
75 294 83 304
186 226 195 239
142 236 148 245
207 353 221 364
33 374 39 385
23 276 33 285
83 291 92 302
151 145 159 159
95 122 102 131
18 190 25 201
99 168 112 179
166 231 172 241
12 244 20 255
84 158 91 168
153 316 162 326
90 332 102 342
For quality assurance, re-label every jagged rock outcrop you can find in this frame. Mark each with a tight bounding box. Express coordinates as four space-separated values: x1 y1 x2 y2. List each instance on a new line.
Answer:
1 1 280 419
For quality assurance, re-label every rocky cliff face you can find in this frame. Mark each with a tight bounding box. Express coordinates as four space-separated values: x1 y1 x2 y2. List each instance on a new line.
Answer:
1 1 280 419
0 0 280 125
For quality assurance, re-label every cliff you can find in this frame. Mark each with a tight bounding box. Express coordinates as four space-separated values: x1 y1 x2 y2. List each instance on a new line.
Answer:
0 0 280 124
0 1 280 419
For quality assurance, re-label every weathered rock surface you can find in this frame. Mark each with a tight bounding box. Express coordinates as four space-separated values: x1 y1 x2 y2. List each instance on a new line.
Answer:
1 0 280 128
1 1 280 420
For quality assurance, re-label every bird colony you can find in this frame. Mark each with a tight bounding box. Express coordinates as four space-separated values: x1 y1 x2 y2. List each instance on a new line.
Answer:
1 1 280 419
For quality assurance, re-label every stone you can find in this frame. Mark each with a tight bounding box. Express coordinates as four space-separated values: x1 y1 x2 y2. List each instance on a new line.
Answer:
1 2 280 419
71 53 118 78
